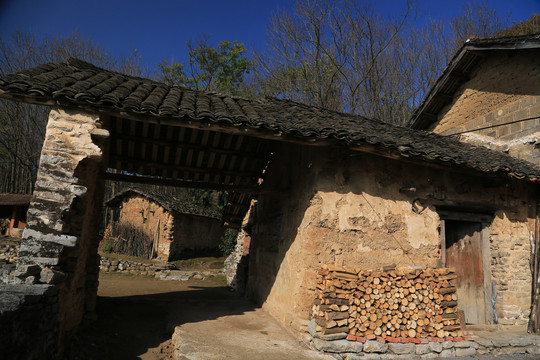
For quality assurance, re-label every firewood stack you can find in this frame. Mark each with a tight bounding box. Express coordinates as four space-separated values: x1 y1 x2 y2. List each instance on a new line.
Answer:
313 265 462 340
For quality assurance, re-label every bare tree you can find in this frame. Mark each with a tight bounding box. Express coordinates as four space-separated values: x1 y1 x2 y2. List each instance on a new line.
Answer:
450 0 510 48
0 31 143 194
250 0 416 118
251 0 518 125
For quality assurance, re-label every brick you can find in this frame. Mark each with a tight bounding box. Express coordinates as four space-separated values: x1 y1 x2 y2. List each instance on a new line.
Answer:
453 336 464 342
346 334 356 341
377 336 386 343
399 338 411 343
411 338 422 344
386 337 399 343
356 336 366 343
366 334 376 340
445 336 454 342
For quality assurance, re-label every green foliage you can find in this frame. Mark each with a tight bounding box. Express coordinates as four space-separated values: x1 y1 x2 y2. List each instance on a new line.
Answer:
219 228 239 256
158 39 252 95
102 242 114 253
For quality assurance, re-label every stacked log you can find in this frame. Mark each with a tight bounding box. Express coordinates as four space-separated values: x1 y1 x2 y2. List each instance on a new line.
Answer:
313 265 462 339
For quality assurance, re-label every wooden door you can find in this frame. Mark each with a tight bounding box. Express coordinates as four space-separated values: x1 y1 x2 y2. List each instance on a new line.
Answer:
445 220 486 324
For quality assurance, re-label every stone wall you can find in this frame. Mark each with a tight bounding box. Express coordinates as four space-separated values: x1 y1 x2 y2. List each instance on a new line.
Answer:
99 256 174 275
427 50 540 164
0 284 59 359
0 108 108 359
246 142 535 335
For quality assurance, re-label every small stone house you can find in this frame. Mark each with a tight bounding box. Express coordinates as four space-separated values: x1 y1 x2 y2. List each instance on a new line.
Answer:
0 194 31 237
0 56 539 358
105 188 223 260
409 33 540 164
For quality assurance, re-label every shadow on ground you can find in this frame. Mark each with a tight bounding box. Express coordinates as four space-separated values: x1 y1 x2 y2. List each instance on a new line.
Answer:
66 276 256 360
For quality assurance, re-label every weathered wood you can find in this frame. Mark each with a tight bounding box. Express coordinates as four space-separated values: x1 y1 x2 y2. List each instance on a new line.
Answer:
314 266 462 339
103 172 267 192
529 202 540 333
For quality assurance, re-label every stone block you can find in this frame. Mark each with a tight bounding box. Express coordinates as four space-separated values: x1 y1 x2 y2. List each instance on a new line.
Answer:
340 353 364 360
509 335 534 347
307 319 317 336
490 337 511 347
455 347 476 357
363 340 388 353
440 349 454 357
428 341 443 353
420 353 439 358
317 332 348 341
388 343 415 355
39 268 66 284
495 346 527 355
454 340 477 349
312 338 363 353
12 264 41 278
527 345 540 355
415 344 430 355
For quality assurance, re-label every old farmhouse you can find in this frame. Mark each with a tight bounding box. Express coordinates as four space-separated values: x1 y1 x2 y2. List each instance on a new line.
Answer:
0 44 539 358
104 188 223 260
409 33 540 165
0 193 31 237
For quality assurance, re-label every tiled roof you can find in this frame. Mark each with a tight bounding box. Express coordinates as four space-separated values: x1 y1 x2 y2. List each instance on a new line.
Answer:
1 58 540 182
409 33 540 129
105 188 222 219
0 194 32 206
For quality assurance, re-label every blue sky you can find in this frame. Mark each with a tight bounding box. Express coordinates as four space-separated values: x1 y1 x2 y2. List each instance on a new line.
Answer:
0 0 538 72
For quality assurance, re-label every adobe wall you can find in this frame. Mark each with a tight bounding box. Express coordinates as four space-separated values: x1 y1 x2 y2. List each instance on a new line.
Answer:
117 198 223 260
170 213 223 257
116 197 173 259
428 50 540 164
0 108 108 358
246 143 535 335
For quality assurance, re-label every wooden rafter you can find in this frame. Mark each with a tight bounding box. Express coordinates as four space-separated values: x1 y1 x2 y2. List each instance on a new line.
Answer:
104 172 263 193
109 155 264 179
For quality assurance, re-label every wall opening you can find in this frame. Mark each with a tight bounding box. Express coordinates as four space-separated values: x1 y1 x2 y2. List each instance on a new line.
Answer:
439 210 493 325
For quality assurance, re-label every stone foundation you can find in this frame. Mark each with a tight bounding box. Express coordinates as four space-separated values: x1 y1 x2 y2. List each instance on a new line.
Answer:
305 331 540 359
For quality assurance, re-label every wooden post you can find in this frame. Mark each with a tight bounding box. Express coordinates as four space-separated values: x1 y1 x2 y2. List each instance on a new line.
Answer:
150 219 160 260
528 201 540 334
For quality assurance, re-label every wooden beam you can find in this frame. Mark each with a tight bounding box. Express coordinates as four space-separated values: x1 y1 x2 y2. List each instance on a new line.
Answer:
433 93 454 103
109 155 263 179
103 172 264 193
101 111 329 149
448 71 470 82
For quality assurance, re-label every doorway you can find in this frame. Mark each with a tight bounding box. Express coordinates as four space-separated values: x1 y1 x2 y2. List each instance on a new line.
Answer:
439 211 493 325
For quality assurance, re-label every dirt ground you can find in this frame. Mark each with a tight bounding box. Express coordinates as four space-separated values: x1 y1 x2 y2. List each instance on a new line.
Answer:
67 272 332 360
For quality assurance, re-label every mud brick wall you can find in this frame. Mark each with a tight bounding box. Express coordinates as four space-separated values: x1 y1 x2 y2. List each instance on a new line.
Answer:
246 143 535 335
170 213 223 257
112 196 223 261
428 50 540 165
313 265 461 341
